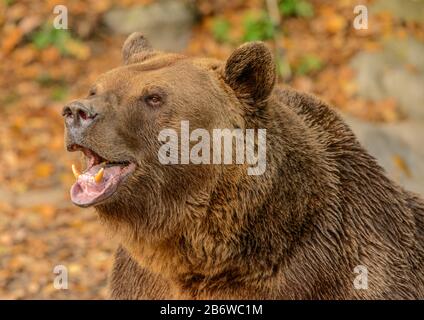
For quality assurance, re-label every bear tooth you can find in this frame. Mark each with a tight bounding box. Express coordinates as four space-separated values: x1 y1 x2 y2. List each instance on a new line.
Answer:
72 164 80 179
94 167 104 183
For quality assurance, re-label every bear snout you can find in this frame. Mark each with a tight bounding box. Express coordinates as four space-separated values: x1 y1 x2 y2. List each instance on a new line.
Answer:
63 100 98 142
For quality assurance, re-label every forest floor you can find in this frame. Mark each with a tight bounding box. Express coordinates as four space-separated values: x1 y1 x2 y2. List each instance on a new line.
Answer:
1 0 423 298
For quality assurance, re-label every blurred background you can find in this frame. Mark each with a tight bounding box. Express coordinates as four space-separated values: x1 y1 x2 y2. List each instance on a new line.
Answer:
0 0 423 299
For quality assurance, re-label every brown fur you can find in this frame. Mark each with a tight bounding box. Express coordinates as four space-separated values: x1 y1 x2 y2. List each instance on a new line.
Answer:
64 33 424 299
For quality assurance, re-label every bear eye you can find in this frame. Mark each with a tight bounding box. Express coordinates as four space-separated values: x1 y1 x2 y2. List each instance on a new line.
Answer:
88 88 96 97
145 94 162 107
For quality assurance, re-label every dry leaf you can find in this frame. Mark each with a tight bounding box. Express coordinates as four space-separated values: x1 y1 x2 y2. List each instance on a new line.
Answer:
393 155 412 178
2 26 23 54
35 162 54 178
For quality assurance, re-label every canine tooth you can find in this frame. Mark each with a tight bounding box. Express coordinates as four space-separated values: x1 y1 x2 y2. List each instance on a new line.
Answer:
72 164 80 179
94 167 104 183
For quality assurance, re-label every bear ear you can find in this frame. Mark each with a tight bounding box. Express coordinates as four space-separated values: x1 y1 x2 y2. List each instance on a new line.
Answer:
224 42 276 105
122 32 154 65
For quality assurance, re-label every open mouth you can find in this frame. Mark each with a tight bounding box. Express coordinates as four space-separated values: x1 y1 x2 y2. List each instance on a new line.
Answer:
68 145 136 207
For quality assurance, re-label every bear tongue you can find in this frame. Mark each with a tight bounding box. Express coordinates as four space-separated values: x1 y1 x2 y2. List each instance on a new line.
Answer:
70 165 123 207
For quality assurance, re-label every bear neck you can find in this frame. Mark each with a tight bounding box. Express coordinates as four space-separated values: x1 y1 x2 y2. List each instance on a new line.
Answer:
106 93 348 298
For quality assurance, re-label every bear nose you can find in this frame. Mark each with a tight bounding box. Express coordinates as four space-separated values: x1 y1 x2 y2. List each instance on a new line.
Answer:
62 100 98 135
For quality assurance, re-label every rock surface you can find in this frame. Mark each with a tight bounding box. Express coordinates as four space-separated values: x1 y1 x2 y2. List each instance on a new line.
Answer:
344 116 424 196
350 37 424 120
371 0 424 24
103 0 196 52
348 0 424 197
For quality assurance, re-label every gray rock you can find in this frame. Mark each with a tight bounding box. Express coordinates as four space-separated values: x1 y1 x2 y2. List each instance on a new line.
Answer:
344 116 424 196
103 0 196 52
382 69 424 119
350 37 424 119
384 37 424 72
371 0 424 24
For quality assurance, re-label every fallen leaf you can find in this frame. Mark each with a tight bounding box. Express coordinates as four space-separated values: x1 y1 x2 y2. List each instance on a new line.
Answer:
35 162 54 178
2 26 23 54
393 155 412 178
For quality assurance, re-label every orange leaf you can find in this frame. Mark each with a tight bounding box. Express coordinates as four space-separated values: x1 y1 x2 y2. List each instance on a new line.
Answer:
35 162 54 178
2 27 23 55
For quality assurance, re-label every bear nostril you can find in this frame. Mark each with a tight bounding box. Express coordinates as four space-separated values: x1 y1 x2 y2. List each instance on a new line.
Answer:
78 109 88 120
62 106 72 117
64 101 97 124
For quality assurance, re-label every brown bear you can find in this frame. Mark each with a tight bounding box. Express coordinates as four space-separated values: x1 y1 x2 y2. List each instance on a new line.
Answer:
63 32 424 299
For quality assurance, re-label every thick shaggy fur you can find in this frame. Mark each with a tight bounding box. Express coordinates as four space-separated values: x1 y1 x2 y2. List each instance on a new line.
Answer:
65 33 424 299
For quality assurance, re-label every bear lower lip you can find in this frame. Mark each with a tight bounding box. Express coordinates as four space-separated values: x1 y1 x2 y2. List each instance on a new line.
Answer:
70 163 136 207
